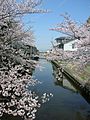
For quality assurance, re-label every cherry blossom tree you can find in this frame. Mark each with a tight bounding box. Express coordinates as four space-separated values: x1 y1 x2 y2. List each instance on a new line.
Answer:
49 13 90 69
0 0 51 119
0 0 48 20
0 0 49 44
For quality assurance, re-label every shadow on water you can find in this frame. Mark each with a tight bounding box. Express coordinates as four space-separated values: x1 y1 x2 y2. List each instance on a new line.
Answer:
33 59 90 120
1 114 23 120
52 63 90 104
1 59 90 120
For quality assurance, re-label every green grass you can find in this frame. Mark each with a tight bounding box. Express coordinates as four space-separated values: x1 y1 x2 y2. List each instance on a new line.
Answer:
66 63 90 82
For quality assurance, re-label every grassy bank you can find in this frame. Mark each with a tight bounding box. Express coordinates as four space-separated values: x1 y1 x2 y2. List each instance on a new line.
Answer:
54 60 90 84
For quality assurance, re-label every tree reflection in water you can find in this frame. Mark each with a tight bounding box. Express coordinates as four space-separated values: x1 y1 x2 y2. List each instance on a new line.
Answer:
51 63 90 103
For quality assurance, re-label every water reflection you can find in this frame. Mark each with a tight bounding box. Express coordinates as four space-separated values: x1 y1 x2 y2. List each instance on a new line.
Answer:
33 59 90 120
0 59 90 120
52 62 90 103
52 63 78 92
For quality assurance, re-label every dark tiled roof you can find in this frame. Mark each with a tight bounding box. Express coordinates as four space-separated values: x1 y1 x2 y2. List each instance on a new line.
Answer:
55 36 75 44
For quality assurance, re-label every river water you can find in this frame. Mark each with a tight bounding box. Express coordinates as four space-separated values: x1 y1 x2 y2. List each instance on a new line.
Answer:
30 59 90 120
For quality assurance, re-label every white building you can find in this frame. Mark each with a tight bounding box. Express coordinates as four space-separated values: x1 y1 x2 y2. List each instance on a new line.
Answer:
64 40 77 51
55 36 77 51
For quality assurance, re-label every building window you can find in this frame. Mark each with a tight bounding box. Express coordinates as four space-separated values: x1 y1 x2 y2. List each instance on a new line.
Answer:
72 43 75 49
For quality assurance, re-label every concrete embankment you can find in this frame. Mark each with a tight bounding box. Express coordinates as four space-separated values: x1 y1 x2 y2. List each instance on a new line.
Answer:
51 60 90 101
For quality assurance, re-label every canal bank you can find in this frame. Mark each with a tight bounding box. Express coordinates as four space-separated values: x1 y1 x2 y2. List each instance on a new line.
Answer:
29 59 90 120
51 60 90 102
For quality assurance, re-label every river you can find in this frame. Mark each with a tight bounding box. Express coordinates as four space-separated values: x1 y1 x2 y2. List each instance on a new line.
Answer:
29 59 90 120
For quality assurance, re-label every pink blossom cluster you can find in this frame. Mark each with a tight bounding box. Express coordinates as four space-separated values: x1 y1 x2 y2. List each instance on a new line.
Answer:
0 0 51 120
0 65 40 119
49 14 90 69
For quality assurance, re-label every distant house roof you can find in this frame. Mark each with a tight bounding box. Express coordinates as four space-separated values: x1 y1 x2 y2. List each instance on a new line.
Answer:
55 36 75 44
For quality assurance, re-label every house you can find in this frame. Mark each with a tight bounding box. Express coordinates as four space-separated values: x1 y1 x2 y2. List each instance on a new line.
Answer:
54 36 77 51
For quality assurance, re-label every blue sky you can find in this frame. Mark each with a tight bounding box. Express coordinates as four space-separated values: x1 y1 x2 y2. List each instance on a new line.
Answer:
23 0 90 51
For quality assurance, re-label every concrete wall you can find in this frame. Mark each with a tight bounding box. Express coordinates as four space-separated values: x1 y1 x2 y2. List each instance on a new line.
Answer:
64 40 77 51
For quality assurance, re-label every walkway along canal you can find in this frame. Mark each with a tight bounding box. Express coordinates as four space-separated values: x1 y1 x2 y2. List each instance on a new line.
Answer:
29 59 90 120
